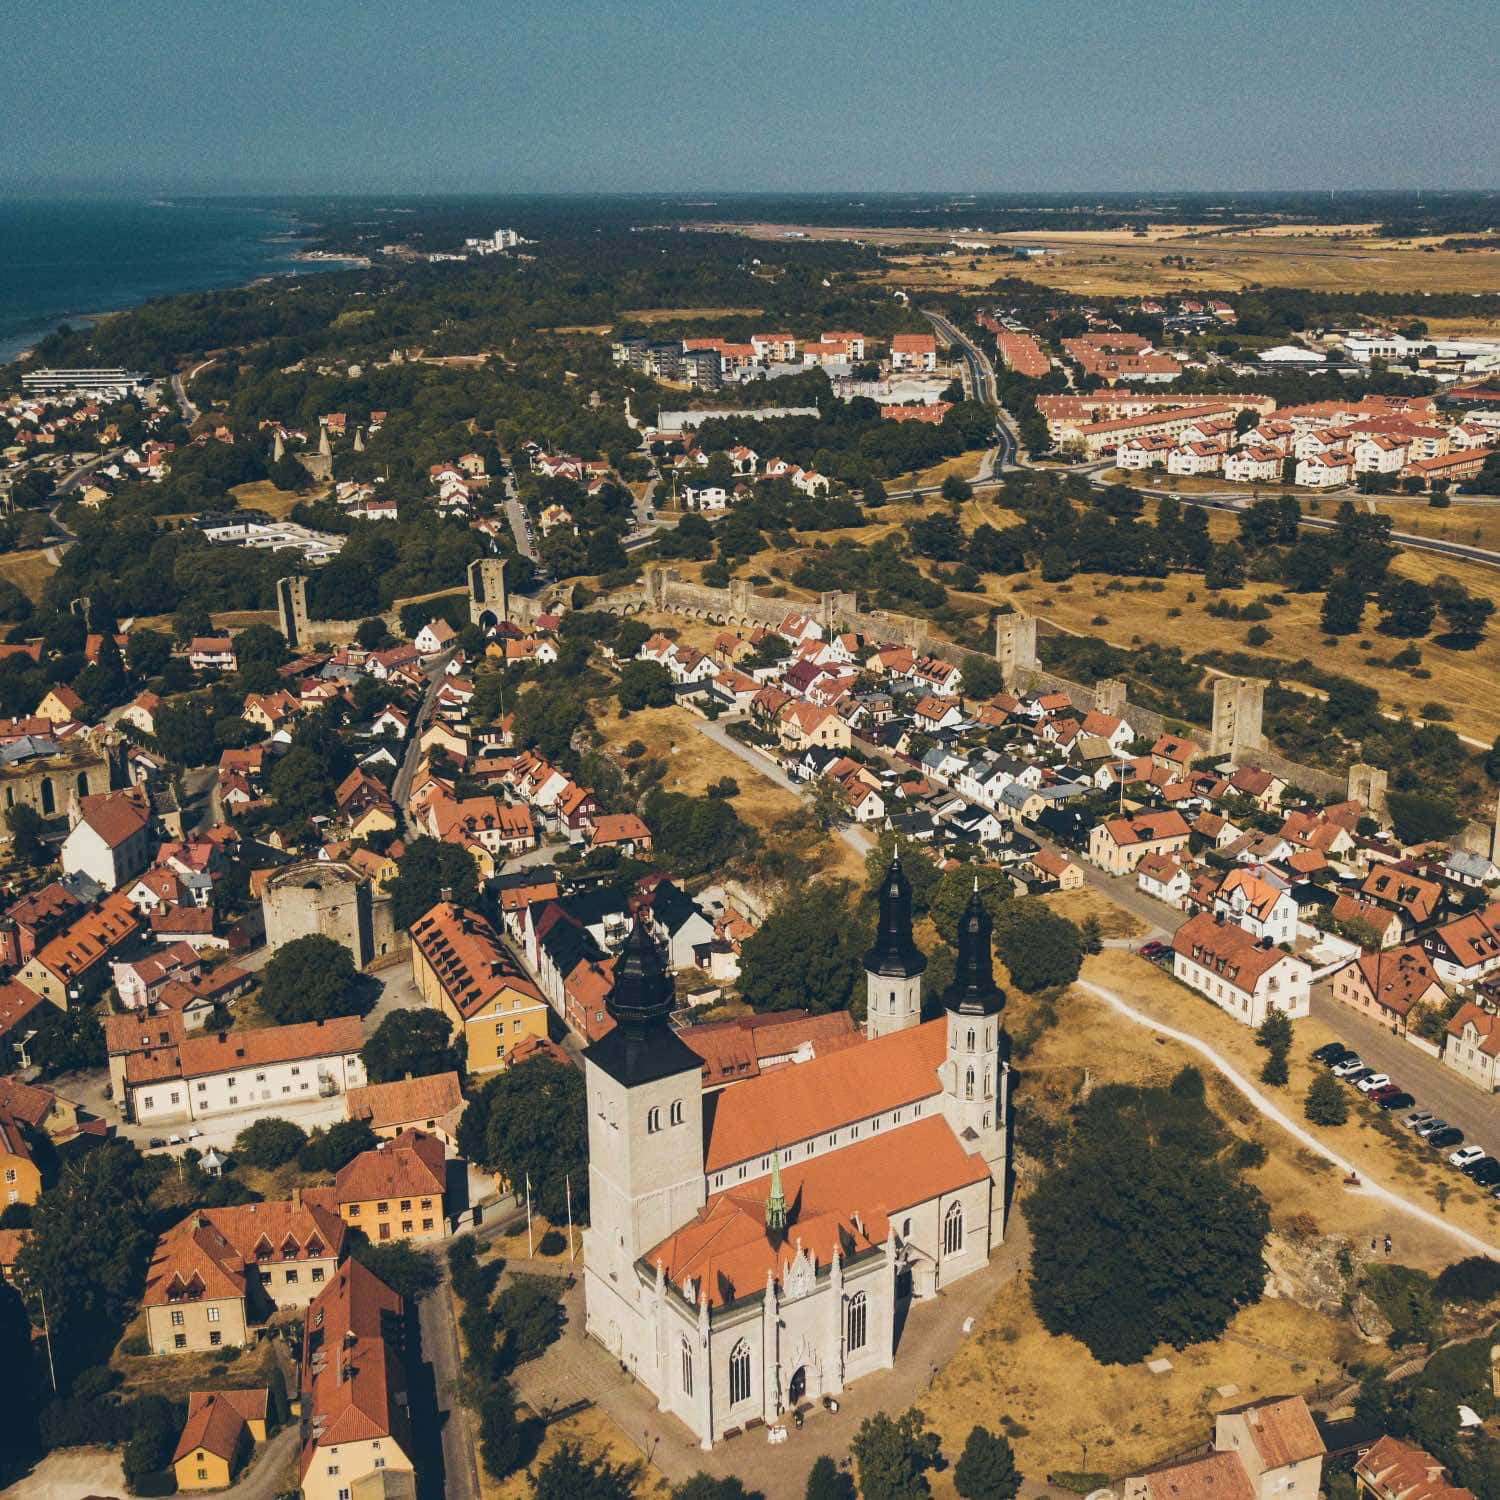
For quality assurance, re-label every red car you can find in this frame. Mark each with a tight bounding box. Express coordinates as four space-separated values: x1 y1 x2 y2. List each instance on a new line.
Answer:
1139 941 1169 960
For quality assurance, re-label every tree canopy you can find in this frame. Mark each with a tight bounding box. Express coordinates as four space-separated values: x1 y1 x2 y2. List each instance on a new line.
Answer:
259 934 362 1024
468 1059 589 1224
361 1007 463 1083
737 880 864 1016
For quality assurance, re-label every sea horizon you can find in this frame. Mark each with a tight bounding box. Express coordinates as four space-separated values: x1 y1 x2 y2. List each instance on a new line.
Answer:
0 196 362 364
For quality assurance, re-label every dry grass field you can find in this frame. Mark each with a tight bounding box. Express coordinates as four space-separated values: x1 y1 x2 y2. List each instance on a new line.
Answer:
1042 884 1147 940
0 546 57 600
1368 498 1500 553
621 306 763 323
230 478 324 518
492 1404 668 1499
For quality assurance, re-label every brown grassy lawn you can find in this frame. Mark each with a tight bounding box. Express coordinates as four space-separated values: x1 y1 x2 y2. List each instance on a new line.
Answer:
1043 885 1147 940
230 478 322 519
0 547 58 601
888 449 989 494
620 307 763 323
111 1319 269 1399
1368 498 1500 552
593 704 867 885
494 1404 667 1499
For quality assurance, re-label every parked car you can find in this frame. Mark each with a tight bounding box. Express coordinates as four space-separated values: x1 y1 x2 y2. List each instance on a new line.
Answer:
1450 1145 1488 1169
1139 941 1168 960
1342 1068 1374 1087
1356 1073 1392 1093
1467 1160 1500 1187
1312 1042 1349 1063
1403 1110 1436 1131
1332 1057 1367 1078
1378 1092 1415 1111
1415 1117 1450 1137
1429 1127 1465 1149
147 1136 167 1149
1368 1084 1402 1103
1322 1048 1360 1069
167 1134 185 1146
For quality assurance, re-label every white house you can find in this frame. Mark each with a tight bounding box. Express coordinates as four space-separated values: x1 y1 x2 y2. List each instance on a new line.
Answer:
1295 453 1351 488
1214 868 1298 946
1223 447 1283 484
1171 912 1312 1027
61 791 152 890
1136 853 1191 909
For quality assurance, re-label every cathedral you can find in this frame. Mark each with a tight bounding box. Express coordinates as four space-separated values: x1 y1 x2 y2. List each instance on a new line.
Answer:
580 856 1011 1449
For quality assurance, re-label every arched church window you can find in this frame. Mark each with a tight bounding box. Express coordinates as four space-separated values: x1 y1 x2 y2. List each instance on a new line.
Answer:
729 1339 751 1404
964 1067 975 1100
670 1099 683 1126
847 1292 867 1354
944 1200 965 1257
646 1106 661 1134
680 1337 693 1396
966 1027 976 1053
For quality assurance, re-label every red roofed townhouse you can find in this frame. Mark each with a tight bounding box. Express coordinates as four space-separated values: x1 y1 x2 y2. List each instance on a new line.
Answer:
332 1129 448 1243
1354 1434 1475 1500
890 332 938 372
1402 446 1495 489
580 872 1009 1449
1089 809 1191 875
1150 734 1202 777
1421 907 1500 987
61 788 152 889
1172 911 1312 1027
1444 1002 1500 1094
298 1259 415 1500
143 1193 347 1353
345 1071 465 1150
1135 852 1191 909
172 1388 266 1490
187 637 237 673
1214 868 1299 945
18 889 141 1007
777 701 852 752
1330 945 1446 1033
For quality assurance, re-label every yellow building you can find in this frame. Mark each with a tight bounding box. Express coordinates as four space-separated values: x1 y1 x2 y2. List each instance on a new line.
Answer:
172 1389 265 1490
409 901 550 1072
333 1130 448 1244
0 1115 42 1209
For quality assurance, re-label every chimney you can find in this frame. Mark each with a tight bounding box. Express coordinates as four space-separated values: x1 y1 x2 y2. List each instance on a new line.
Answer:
439 886 453 904
290 1185 302 1210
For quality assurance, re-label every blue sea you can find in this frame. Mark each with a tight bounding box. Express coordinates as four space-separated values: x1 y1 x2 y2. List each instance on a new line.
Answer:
0 198 356 362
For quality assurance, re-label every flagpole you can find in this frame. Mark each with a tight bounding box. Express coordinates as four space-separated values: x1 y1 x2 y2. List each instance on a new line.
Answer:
525 1173 534 1258
39 1288 56 1393
566 1174 575 1261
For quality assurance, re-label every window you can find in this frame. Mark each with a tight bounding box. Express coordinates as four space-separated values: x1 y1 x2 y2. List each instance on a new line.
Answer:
966 1027 976 1053
207 1307 220 1323
174 1334 186 1349
285 1269 299 1284
847 1292 867 1354
422 1218 434 1232
312 1267 325 1283
209 1331 222 1347
421 1197 432 1209
729 1339 751 1405
670 1099 684 1126
2 1170 12 1184
964 1067 975 1101
377 1202 389 1214
197 1081 207 1091
348 1204 360 1217
171 1310 184 1327
944 1200 965 1257
291 1066 300 1076
400 1199 411 1212
647 1106 661 1134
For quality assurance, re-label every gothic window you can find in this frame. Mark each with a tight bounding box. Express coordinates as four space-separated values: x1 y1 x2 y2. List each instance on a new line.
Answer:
729 1339 751 1404
647 1106 661 1134
983 1070 992 1098
680 1338 694 1396
944 1200 965 1257
670 1099 684 1126
983 1112 991 1129
964 1066 975 1100
40 777 54 815
846 1292 867 1354
966 1027 976 1053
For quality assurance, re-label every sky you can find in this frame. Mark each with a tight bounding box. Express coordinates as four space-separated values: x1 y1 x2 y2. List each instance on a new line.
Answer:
6 0 1498 196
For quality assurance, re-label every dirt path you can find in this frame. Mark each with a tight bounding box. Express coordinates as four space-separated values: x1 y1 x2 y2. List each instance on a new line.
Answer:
1077 978 1500 1261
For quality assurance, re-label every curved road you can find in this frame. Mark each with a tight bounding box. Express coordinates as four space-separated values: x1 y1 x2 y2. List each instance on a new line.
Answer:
1079 978 1500 1260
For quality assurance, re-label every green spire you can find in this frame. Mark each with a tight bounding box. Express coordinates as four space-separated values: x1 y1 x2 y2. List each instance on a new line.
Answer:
765 1152 787 1237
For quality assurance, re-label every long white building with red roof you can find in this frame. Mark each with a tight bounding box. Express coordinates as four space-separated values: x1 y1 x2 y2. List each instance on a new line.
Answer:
581 858 1009 1448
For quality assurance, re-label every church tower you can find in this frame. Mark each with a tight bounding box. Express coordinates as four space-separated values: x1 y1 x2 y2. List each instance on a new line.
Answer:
941 886 1010 1240
862 853 927 1040
581 917 706 1367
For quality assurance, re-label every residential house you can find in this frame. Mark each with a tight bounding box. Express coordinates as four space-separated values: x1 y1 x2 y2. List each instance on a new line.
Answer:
18 889 141 1007
173 1389 265 1491
1215 868 1299 946
890 334 938 372
298 1259 415 1500
345 1072 465 1151
589 813 654 857
1149 734 1201 778
1136 852 1191 909
333 1130 448 1244
1421 908 1500 988
1089 809 1191 875
1354 1434 1475 1500
61 790 152 889
1030 849 1085 891
1172 912 1313 1027
409 903 549 1073
1331 946 1446 1032
1360 865 1443 938
142 1194 347 1353
1444 1003 1500 1094
188 637 237 673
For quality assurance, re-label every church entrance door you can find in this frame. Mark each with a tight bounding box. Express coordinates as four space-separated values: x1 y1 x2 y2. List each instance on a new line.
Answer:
788 1366 807 1405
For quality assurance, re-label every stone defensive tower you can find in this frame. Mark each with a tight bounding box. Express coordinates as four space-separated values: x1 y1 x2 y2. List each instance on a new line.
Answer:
1210 675 1266 758
993 611 1038 687
467 557 508 630
276 575 310 651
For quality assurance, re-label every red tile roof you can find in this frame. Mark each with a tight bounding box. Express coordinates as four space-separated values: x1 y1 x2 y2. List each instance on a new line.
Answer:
334 1129 446 1203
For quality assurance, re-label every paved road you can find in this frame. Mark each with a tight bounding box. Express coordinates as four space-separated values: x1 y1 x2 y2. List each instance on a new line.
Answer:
692 716 874 858
1079 977 1500 1259
392 650 456 808
500 469 538 562
172 357 214 423
220 1425 299 1500
1310 983 1500 1154
417 1266 481 1500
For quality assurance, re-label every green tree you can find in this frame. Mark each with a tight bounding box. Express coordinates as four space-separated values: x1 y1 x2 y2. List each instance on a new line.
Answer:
642 788 748 878
17 1141 155 1380
152 697 218 765
1386 790 1462 845
738 881 863 1015
1205 543 1246 590
1256 1010 1293 1088
475 1059 589 1224
850 1407 943 1500
28 1000 107 1076
808 777 850 831
349 1238 441 1299
1377 578 1436 637
616 659 675 711
5 804 47 864
478 1378 529 1480
941 473 973 503
126 628 173 678
494 1276 565 1368
531 1440 637 1499
232 1117 308 1168
991 900 1084 992
805 1455 857 1500
0 1281 39 1475
260 934 360 1023
389 836 480 929
362 1008 462 1083
1024 1081 1269 1364
1437 590 1495 647
954 1425 1022 1500
298 1119 376 1173
676 1477 765 1500
232 622 290 693
929 867 1012 939
268 743 337 828
1320 574 1365 636
122 1394 182 1487
1304 1071 1349 1126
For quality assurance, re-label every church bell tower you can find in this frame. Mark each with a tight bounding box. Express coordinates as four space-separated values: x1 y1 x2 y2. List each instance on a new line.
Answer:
862 853 927 1040
942 885 1010 1240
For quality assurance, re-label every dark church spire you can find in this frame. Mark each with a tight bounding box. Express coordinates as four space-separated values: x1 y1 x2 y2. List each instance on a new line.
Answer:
863 852 928 978
583 915 702 1086
943 883 1006 1016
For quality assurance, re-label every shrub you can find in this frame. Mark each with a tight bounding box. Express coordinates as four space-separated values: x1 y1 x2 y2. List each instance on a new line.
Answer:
537 1229 567 1256
1435 1256 1500 1305
119 1334 150 1357
131 1474 178 1497
1304 1072 1349 1126
232 1117 308 1169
